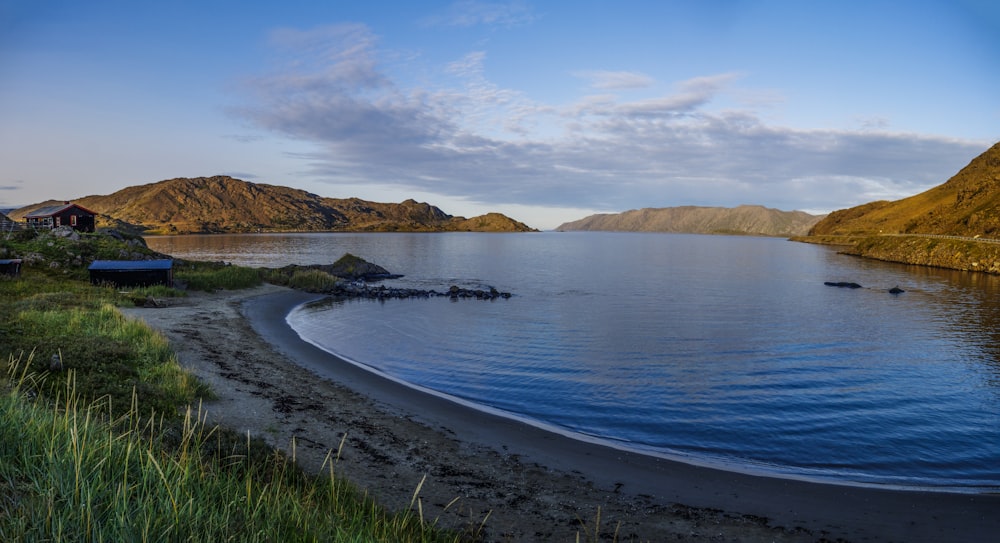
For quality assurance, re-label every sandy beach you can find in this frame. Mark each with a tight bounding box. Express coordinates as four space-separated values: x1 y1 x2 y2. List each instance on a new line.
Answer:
122 284 1000 542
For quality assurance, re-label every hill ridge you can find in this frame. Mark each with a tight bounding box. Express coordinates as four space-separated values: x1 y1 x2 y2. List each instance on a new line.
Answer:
808 141 1000 238
10 176 536 234
557 204 823 236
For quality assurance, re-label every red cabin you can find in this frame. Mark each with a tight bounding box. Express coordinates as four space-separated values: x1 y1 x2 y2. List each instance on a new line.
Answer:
24 202 97 232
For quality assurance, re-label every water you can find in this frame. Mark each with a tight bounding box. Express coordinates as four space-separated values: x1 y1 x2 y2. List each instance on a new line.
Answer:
147 232 1000 490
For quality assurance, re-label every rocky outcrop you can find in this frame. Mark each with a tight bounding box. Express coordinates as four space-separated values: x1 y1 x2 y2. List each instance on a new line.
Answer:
842 235 1000 274
327 283 512 301
325 253 396 281
267 253 513 300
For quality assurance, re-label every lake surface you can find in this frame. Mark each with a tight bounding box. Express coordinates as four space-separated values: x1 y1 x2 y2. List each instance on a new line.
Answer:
147 232 1000 491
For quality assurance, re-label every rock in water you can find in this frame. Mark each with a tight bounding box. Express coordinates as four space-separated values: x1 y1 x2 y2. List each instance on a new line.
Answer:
327 253 397 280
824 281 862 289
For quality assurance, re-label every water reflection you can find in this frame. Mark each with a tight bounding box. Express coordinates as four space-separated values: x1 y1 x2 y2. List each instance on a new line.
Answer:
155 233 1000 487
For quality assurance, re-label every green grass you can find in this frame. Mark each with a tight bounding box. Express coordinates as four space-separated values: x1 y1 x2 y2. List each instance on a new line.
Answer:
283 269 342 292
0 270 206 418
0 358 468 542
174 262 263 291
0 267 470 542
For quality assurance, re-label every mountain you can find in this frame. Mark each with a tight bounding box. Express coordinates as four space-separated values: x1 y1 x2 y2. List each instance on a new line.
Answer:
10 176 536 234
556 205 824 237
808 142 1000 238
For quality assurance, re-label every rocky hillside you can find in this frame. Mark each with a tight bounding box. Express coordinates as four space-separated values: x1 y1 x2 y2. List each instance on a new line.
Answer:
808 141 1000 238
556 205 823 236
11 176 535 234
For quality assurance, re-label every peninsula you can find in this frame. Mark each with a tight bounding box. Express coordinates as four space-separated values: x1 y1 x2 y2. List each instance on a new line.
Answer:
796 141 1000 274
8 176 536 234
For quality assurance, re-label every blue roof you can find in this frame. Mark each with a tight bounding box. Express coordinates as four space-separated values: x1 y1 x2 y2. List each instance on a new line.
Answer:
88 259 173 271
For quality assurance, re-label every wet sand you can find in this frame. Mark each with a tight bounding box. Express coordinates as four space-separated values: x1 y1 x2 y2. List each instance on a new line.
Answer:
123 284 1000 542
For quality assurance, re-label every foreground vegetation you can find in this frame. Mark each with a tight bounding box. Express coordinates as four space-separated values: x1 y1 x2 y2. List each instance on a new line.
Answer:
0 229 466 541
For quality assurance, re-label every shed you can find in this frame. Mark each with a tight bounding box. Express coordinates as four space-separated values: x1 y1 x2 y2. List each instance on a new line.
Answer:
25 202 97 232
88 259 174 288
0 259 22 277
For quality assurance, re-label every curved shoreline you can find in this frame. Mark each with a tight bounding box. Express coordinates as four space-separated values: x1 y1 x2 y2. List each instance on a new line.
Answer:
244 288 1000 542
286 296 995 496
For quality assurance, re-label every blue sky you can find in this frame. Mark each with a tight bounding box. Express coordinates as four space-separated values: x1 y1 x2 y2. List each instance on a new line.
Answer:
1 0 997 230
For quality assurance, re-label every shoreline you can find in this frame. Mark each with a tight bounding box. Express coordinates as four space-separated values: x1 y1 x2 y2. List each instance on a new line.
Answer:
125 285 1000 542
288 297 997 496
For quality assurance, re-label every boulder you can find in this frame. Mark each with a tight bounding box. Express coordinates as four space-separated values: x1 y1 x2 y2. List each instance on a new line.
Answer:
326 253 399 280
824 281 862 289
51 226 80 241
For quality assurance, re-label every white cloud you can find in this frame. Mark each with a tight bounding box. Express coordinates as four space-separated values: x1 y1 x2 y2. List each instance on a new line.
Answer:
575 70 655 90
421 1 538 28
234 24 990 221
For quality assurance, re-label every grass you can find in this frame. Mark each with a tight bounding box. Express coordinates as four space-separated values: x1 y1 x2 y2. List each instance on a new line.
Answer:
0 357 467 542
263 268 342 292
0 269 206 418
0 243 471 540
287 269 341 291
173 261 264 291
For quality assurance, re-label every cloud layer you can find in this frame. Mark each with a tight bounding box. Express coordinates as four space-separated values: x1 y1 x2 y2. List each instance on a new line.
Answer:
235 23 988 216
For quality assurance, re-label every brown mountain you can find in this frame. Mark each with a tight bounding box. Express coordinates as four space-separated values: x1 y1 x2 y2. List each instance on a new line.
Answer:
10 176 536 234
556 205 824 237
808 141 1000 238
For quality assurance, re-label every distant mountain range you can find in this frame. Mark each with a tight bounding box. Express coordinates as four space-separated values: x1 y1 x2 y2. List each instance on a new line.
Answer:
807 141 1000 238
556 205 824 237
9 176 536 234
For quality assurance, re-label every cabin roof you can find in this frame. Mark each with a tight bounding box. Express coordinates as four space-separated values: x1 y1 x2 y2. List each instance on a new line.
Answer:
25 202 98 218
88 259 173 271
0 259 23 265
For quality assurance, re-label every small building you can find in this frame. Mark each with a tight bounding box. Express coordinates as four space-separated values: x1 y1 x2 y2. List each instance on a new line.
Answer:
0 259 22 277
88 259 174 288
25 202 97 232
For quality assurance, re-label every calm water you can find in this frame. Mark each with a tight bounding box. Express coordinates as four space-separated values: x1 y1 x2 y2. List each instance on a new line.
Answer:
147 232 1000 490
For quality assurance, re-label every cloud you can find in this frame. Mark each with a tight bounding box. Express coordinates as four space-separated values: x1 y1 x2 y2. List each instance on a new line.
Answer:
421 1 538 28
218 171 259 180
575 70 655 90
234 24 989 216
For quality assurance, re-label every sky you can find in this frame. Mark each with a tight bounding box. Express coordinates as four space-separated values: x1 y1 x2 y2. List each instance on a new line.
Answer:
1 1 998 230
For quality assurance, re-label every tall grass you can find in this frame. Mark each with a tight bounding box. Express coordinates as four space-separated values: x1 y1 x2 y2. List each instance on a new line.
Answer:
0 357 468 542
0 269 478 542
286 269 341 291
5 297 207 418
175 264 262 291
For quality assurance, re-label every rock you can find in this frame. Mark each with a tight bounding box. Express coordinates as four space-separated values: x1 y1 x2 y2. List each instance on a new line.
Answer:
824 281 862 289
889 286 905 294
51 226 80 240
49 353 63 372
327 253 398 280
103 229 125 241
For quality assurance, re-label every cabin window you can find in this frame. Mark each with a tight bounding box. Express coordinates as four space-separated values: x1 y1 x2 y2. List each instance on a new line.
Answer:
55 217 61 227
71 215 77 226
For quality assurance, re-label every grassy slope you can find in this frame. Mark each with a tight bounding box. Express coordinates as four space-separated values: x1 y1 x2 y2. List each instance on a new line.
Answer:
0 231 464 542
809 142 1000 238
